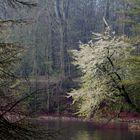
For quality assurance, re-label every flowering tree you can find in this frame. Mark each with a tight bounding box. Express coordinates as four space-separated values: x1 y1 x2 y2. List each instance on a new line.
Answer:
69 23 139 117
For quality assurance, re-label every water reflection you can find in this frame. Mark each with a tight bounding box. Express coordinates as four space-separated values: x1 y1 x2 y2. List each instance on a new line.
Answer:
36 119 140 140
71 131 94 140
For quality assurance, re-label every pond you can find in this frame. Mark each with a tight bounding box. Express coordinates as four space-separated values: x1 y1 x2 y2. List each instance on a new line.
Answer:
34 118 140 140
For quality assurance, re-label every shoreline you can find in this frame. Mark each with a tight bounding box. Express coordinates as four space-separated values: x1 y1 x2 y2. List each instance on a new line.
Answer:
34 114 140 130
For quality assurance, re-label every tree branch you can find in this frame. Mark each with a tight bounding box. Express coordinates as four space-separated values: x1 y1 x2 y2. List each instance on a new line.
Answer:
0 89 44 118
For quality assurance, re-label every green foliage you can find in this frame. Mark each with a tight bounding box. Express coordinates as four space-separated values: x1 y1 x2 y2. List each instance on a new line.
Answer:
124 0 140 35
122 0 140 109
0 43 23 86
0 42 24 109
121 52 140 108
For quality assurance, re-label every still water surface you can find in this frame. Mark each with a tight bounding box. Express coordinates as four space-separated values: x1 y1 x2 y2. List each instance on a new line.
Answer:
36 119 140 140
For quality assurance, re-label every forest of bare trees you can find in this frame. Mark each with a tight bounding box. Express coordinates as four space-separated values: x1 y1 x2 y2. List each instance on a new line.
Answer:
0 0 140 139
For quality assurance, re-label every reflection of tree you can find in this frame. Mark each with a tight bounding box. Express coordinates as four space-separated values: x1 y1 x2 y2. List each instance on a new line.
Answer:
72 131 92 140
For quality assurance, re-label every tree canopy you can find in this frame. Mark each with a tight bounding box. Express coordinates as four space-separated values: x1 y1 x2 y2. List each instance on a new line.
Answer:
69 24 140 117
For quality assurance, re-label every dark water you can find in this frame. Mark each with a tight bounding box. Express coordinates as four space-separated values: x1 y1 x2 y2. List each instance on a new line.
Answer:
36 119 140 140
